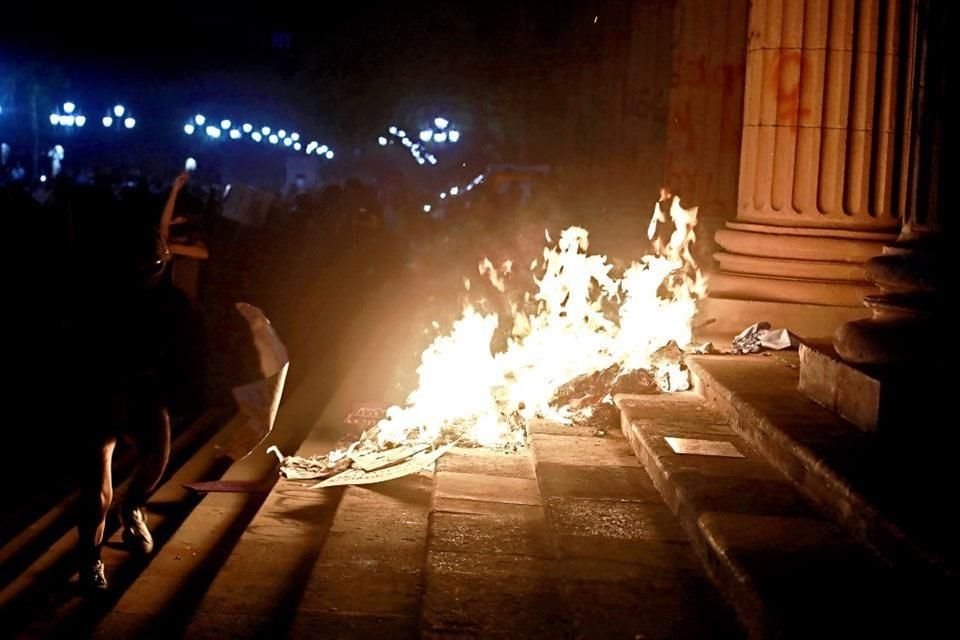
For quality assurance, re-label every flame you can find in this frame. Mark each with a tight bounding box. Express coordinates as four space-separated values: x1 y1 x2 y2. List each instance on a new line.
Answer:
359 196 706 450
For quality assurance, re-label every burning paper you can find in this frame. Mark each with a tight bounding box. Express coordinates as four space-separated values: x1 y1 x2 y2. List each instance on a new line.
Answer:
289 196 707 484
222 303 290 460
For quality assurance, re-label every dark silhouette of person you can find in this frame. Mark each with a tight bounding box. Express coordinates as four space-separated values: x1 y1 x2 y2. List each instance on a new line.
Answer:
70 172 195 590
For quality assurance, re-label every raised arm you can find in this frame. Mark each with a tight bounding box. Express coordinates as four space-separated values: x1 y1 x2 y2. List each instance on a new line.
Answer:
159 171 190 241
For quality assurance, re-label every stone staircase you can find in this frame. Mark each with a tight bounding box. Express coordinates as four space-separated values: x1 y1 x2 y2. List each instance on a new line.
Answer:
616 353 954 638
4 350 953 639
1 387 741 639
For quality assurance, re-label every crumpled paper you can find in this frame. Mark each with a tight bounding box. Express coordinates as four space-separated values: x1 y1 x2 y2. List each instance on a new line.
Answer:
731 322 797 354
221 303 290 460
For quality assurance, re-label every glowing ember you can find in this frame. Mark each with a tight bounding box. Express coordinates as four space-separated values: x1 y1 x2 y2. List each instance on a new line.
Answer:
307 196 706 465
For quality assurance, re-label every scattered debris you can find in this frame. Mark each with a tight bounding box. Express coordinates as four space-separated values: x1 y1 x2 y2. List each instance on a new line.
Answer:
551 364 659 408
311 443 455 488
269 424 458 488
268 445 352 480
684 342 716 355
549 363 661 429
731 322 797 354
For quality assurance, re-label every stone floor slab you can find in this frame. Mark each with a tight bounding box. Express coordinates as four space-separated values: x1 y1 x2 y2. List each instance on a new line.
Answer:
531 433 640 468
434 471 541 506
536 462 659 502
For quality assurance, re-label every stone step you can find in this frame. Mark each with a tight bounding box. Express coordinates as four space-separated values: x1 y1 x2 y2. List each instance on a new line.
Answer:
527 420 741 639
90 362 335 639
103 425 739 640
0 408 226 592
687 353 956 577
0 409 237 638
616 391 949 638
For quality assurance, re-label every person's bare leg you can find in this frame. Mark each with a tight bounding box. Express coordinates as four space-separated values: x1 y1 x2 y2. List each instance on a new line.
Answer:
78 438 115 589
121 404 170 554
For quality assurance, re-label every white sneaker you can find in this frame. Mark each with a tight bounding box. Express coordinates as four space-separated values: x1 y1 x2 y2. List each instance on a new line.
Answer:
121 506 155 555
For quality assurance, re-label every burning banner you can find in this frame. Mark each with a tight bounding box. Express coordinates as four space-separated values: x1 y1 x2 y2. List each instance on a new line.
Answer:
274 196 707 485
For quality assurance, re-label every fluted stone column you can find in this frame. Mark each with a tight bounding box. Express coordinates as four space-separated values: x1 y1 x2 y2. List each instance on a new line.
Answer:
704 0 917 338
834 0 945 365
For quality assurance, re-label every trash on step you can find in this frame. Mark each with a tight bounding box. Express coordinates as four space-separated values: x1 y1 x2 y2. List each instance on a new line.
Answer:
269 439 456 488
311 443 455 488
731 322 797 355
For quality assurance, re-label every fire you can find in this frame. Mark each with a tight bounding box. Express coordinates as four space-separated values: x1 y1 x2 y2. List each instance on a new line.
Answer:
368 195 706 450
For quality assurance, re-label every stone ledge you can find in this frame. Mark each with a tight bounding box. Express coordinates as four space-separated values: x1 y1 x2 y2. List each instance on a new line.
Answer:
799 342 910 432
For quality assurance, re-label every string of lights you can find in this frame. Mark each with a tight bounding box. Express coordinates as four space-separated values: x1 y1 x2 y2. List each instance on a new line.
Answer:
422 173 485 213
183 114 335 159
378 124 438 166
41 100 333 159
35 101 472 172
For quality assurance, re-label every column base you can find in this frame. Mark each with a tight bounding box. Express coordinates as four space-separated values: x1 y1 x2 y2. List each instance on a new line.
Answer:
704 221 893 336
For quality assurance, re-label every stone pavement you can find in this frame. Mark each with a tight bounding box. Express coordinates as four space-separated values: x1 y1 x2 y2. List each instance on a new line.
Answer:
77 420 741 639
